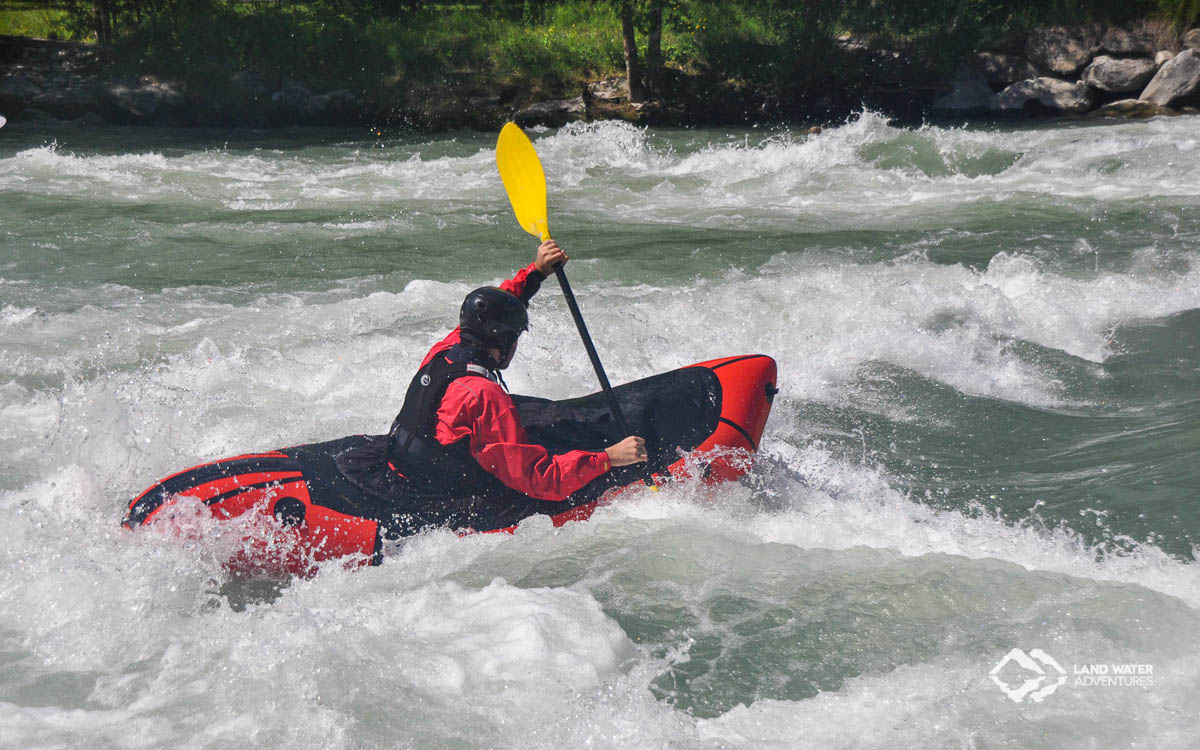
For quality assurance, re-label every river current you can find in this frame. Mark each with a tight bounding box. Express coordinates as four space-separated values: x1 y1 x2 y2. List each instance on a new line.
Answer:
1 114 1198 748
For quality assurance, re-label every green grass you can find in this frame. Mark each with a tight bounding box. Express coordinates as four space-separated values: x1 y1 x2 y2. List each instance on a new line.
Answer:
1157 0 1200 27
111 1 685 103
0 0 74 39
361 3 636 93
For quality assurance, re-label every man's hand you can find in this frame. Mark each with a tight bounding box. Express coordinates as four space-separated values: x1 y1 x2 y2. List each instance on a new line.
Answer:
535 239 568 275
605 436 647 467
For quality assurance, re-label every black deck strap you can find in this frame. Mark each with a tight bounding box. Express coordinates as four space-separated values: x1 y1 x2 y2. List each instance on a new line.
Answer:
124 454 300 528
709 354 770 371
719 417 758 452
202 477 303 509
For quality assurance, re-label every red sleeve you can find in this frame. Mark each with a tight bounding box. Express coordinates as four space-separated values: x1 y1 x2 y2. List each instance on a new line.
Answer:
498 261 547 304
434 378 610 501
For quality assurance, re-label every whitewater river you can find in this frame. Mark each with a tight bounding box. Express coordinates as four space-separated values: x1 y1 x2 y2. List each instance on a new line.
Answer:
1 114 1198 748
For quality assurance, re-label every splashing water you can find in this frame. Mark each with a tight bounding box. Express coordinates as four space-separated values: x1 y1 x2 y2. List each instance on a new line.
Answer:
1 114 1199 748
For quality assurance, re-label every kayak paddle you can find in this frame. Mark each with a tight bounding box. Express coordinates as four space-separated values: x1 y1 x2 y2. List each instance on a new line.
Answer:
495 123 646 470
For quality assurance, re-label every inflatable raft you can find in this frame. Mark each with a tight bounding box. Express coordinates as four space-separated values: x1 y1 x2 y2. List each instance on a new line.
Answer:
124 354 777 575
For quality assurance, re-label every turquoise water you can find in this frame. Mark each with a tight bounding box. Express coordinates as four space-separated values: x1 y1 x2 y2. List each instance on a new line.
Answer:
1 115 1198 747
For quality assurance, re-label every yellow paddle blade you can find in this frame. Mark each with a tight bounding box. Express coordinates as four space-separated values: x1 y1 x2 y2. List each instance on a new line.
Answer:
496 122 550 241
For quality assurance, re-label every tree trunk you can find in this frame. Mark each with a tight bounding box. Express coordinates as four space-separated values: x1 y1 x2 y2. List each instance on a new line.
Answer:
645 0 663 94
620 1 646 103
94 0 112 46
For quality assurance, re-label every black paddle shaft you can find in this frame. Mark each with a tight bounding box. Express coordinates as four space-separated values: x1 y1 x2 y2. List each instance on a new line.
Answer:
552 265 633 437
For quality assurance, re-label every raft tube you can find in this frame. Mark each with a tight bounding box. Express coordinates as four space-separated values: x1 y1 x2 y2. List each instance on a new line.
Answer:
124 354 777 575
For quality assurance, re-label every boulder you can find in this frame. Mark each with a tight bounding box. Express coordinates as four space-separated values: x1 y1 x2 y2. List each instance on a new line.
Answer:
975 51 1041 85
299 89 360 124
1081 55 1157 93
323 89 360 118
11 106 57 125
231 70 270 98
30 85 98 119
514 96 585 128
1099 26 1156 56
932 66 993 112
1183 29 1200 51
0 75 42 112
302 93 330 121
102 78 184 122
270 80 312 120
1140 49 1200 106
1157 50 1175 66
1025 26 1099 76
588 77 628 102
989 77 1094 114
69 111 106 127
1095 98 1171 118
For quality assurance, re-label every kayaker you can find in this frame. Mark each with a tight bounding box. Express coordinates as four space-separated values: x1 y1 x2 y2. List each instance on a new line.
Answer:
385 239 647 502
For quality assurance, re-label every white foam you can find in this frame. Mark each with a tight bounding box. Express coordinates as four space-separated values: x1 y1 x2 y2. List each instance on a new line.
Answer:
3 116 1200 748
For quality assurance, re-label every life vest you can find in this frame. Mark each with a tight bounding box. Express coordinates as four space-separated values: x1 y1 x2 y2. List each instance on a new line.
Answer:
386 342 503 489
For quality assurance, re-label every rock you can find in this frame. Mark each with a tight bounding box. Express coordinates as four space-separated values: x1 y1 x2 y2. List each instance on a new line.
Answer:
296 89 360 124
514 96 585 128
989 77 1094 114
975 51 1041 85
467 95 501 108
1099 26 1156 56
1157 50 1175 66
69 111 106 127
102 78 184 122
1025 26 1099 76
1095 98 1171 118
231 70 270 98
30 85 98 119
1183 29 1200 51
270 80 313 120
1140 49 1200 106
587 77 627 103
933 66 993 112
302 93 330 121
1082 55 1157 93
101 77 184 121
0 75 42 112
11 106 58 125
324 89 360 117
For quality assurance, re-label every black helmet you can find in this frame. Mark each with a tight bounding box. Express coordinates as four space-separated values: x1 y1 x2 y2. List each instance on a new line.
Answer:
459 287 528 352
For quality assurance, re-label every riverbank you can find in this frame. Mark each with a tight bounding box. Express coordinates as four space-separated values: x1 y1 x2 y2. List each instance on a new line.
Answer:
2 21 1199 132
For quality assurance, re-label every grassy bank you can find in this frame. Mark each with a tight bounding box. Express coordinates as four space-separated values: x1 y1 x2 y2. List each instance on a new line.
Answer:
3 0 1197 127
0 0 74 39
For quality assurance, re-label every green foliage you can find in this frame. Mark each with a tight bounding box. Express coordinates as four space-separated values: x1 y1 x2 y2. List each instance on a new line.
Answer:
0 0 75 39
1157 0 1200 27
7 0 1191 125
109 0 377 92
358 2 623 93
